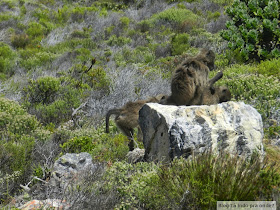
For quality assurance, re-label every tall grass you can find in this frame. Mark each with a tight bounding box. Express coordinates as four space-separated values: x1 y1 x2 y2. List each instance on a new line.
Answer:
156 152 280 209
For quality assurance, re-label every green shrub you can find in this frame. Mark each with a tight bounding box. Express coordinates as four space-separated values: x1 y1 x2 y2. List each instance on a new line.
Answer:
207 11 221 20
120 16 130 29
151 8 199 24
74 47 92 62
171 33 190 55
106 35 132 46
11 33 30 49
0 13 16 22
23 76 60 105
114 46 156 66
254 58 280 78
19 48 57 70
221 0 280 61
104 161 162 209
26 21 46 38
103 151 280 209
85 66 110 91
22 76 84 125
149 7 201 32
0 42 17 75
212 61 280 122
61 129 129 162
61 136 94 153
0 97 39 138
70 29 91 39
0 98 40 198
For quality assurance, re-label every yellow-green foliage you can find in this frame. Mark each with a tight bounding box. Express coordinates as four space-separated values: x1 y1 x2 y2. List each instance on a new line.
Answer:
104 161 162 209
171 33 190 55
22 75 86 125
149 7 201 30
120 16 130 29
61 129 129 162
253 58 280 78
212 60 280 122
114 46 156 66
0 12 18 22
106 35 132 47
19 48 57 70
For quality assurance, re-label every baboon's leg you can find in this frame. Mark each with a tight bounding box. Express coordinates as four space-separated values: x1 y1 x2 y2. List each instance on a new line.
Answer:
137 126 143 142
208 71 223 86
119 126 135 151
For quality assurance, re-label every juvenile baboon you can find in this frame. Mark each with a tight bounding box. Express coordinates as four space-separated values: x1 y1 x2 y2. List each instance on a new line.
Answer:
191 85 232 105
105 94 166 151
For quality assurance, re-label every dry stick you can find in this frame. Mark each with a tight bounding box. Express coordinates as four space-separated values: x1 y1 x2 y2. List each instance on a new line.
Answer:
84 58 96 74
72 101 88 128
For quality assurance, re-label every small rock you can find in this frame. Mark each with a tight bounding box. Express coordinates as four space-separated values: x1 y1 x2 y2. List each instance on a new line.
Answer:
127 148 145 163
19 199 71 210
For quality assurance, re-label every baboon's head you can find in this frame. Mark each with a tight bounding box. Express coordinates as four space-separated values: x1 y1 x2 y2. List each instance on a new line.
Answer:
218 86 231 103
155 94 168 102
196 49 215 71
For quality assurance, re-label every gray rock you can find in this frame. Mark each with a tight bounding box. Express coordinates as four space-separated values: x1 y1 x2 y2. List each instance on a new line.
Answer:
139 102 264 162
52 152 97 187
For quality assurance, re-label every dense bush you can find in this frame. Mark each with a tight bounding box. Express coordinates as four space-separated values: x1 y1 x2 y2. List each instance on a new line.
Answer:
104 152 280 209
212 60 280 123
0 98 39 138
22 76 83 125
171 33 190 55
61 128 129 162
0 98 40 199
23 76 60 105
0 42 16 76
221 0 280 61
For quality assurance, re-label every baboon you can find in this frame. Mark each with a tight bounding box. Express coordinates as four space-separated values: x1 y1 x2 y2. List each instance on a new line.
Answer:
160 69 224 106
161 59 214 105
105 94 166 151
165 49 216 106
190 85 232 106
193 48 215 71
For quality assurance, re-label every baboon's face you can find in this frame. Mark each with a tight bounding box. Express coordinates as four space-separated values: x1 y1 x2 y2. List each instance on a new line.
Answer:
219 86 231 103
155 94 168 102
204 50 215 71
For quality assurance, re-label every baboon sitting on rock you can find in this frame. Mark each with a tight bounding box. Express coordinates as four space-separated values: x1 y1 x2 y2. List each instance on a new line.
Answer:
162 49 216 106
160 48 231 106
105 94 166 151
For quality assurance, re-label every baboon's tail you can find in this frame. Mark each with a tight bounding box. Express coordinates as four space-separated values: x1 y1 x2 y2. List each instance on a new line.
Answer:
105 108 121 133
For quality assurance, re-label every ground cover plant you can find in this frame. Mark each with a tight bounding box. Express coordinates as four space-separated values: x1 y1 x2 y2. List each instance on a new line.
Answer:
0 0 279 208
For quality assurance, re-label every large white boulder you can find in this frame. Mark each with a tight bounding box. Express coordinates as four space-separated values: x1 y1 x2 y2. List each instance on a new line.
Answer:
139 102 264 162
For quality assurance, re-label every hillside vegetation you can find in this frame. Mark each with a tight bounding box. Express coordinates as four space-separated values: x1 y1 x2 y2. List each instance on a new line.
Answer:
0 0 280 209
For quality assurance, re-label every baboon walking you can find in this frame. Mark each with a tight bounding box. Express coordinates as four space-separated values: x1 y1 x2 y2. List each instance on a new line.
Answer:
105 94 166 151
